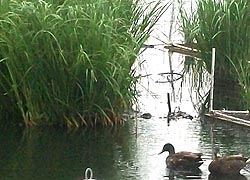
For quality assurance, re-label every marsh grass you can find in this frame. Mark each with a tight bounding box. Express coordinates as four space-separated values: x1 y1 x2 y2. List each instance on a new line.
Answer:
0 0 168 127
179 0 250 110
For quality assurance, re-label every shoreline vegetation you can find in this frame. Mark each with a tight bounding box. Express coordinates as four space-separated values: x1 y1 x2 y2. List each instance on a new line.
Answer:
0 0 168 127
180 0 250 111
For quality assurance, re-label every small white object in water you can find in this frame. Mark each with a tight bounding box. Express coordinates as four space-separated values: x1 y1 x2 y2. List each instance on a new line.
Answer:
84 167 95 180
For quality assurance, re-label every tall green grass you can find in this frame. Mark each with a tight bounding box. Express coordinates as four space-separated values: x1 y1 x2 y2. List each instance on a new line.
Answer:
0 0 168 127
179 0 250 110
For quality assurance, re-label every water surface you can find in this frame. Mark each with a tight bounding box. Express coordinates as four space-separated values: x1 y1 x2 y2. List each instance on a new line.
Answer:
1 114 250 180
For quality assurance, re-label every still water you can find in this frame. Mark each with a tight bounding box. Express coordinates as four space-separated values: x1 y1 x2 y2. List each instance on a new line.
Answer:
1 114 250 180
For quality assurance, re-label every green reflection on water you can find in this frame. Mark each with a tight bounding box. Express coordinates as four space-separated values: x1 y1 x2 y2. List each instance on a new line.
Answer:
0 123 139 180
200 119 250 157
1 118 250 180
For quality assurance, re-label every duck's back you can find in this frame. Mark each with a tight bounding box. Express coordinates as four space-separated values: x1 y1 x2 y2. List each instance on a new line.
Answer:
209 156 247 174
167 151 203 170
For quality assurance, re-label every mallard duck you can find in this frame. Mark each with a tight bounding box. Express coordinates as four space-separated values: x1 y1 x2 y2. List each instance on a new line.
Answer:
208 148 249 175
159 143 204 170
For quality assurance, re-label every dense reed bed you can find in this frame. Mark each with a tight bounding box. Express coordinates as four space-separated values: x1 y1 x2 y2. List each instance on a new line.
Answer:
0 0 168 127
179 0 250 110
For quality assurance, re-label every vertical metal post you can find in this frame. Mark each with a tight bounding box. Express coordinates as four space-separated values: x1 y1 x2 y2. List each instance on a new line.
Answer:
209 48 216 112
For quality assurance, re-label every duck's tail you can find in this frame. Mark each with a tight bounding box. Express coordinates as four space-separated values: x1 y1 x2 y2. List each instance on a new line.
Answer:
246 158 250 164
243 158 250 173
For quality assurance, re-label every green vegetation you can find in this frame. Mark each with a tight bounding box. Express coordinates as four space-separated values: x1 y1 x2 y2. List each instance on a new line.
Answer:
179 0 250 110
0 0 168 127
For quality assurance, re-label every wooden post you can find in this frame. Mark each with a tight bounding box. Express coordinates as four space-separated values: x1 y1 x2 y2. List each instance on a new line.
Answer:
167 93 172 125
167 93 172 113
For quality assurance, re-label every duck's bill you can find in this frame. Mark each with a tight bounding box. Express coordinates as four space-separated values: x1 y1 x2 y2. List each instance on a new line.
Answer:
158 151 163 155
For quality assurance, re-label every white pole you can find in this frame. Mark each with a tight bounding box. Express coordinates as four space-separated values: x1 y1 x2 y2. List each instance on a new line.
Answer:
209 48 216 112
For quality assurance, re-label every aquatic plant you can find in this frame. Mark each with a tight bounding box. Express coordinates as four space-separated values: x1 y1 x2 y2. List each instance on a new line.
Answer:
0 0 168 127
179 0 250 110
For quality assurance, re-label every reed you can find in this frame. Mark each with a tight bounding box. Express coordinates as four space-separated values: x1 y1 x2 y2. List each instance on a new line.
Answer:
0 0 168 127
179 0 250 110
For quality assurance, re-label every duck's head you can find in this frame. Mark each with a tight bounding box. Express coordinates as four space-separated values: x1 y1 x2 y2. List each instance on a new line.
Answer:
213 147 221 159
159 143 175 155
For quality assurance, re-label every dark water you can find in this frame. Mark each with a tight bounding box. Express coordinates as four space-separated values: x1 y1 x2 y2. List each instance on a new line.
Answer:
1 116 250 180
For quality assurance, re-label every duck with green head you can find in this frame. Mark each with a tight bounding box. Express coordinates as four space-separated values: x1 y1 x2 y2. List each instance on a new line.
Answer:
159 143 204 170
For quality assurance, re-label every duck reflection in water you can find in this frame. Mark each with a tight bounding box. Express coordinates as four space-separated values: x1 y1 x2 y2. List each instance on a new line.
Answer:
208 173 247 180
165 167 202 180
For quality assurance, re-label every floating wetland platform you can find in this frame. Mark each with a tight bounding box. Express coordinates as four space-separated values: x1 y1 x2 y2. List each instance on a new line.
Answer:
205 110 250 127
163 43 250 128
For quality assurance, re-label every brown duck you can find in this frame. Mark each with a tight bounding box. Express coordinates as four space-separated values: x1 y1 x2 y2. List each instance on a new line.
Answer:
159 143 204 170
208 148 249 175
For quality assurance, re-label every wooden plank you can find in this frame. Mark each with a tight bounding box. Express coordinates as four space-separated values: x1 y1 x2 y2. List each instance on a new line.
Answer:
164 43 200 58
217 110 249 114
205 110 250 127
214 111 250 124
